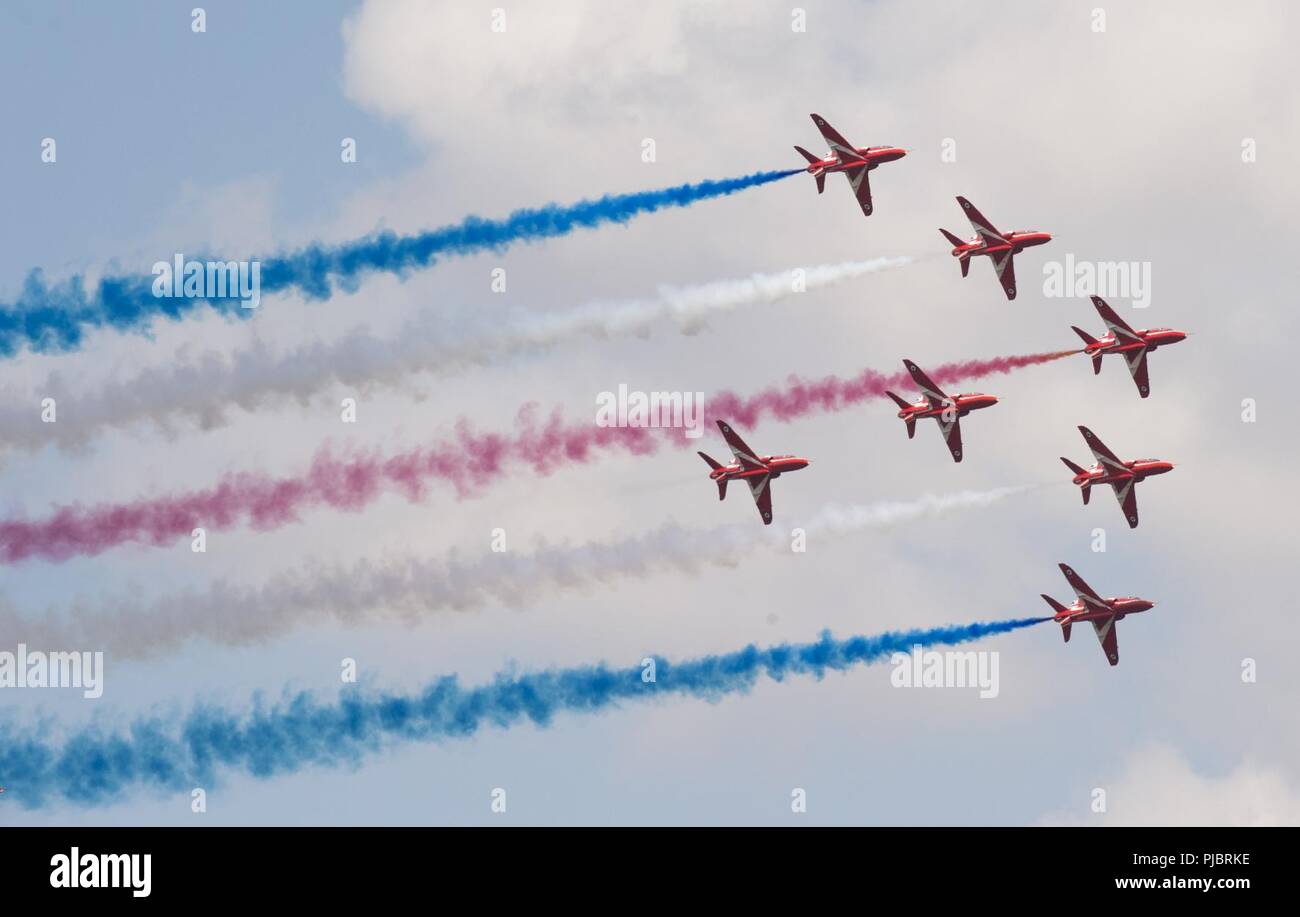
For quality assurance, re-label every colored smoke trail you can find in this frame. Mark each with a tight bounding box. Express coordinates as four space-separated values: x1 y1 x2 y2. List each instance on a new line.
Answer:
705 349 1081 429
0 168 800 358
0 616 1049 807
0 257 912 454
0 352 1073 565
2 487 1035 659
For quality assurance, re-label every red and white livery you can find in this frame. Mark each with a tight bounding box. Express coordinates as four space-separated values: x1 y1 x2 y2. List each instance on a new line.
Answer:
885 359 998 463
698 420 810 525
939 196 1052 300
1060 425 1173 529
794 113 907 217
1072 295 1187 398
1042 563 1156 667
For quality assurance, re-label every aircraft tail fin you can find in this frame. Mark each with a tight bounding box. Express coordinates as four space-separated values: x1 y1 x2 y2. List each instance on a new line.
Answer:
1071 325 1099 346
1071 327 1104 373
793 145 819 164
699 452 726 499
1041 595 1071 641
1060 458 1091 502
941 230 972 277
885 392 917 437
794 146 826 193
941 228 972 275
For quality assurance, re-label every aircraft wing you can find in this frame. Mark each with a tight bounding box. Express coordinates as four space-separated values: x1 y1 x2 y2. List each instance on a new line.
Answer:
1091 616 1120 666
1078 426 1128 476
903 359 949 410
1110 479 1139 528
1091 296 1142 344
747 473 774 525
1059 563 1108 611
956 196 1007 245
990 250 1017 300
716 420 764 471
937 413 963 462
1125 347 1151 398
810 113 864 165
842 165 873 216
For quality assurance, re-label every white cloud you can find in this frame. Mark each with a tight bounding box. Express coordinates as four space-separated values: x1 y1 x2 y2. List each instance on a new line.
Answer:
1043 744 1300 826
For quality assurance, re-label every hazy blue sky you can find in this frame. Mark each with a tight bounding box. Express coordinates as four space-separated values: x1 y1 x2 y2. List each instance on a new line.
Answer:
1 0 1297 825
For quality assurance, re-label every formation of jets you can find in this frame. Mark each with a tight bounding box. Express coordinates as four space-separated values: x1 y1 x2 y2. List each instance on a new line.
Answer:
1042 564 1155 666
940 196 1053 300
1073 295 1187 398
691 114 1187 666
885 359 998 462
795 114 907 216
698 420 810 525
1061 426 1173 529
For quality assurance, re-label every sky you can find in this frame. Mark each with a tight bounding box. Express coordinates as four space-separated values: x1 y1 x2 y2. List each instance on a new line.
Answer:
0 0 1297 825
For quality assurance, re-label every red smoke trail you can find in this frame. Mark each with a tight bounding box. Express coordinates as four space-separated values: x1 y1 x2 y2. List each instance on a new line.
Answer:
709 350 1078 428
0 350 1076 564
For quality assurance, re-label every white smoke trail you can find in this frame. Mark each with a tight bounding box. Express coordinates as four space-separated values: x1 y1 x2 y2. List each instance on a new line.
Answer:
0 257 911 453
0 484 1031 661
801 486 1036 531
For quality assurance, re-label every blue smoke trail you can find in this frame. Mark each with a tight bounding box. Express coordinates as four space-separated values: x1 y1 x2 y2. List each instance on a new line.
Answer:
0 168 800 358
0 616 1046 808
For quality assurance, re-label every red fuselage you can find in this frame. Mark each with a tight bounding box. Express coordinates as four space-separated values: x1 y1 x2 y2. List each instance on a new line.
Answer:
805 145 907 176
707 454 810 485
1081 326 1187 359
894 392 998 422
1069 458 1174 491
949 230 1053 261
1054 595 1155 627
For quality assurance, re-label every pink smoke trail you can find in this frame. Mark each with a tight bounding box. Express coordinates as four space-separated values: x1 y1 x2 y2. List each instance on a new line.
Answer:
0 350 1077 564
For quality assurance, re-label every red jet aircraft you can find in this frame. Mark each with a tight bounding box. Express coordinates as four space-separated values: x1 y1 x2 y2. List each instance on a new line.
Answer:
1041 563 1156 667
939 196 1052 300
885 359 998 462
1072 295 1187 398
1061 425 1173 529
698 420 810 525
794 113 907 217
